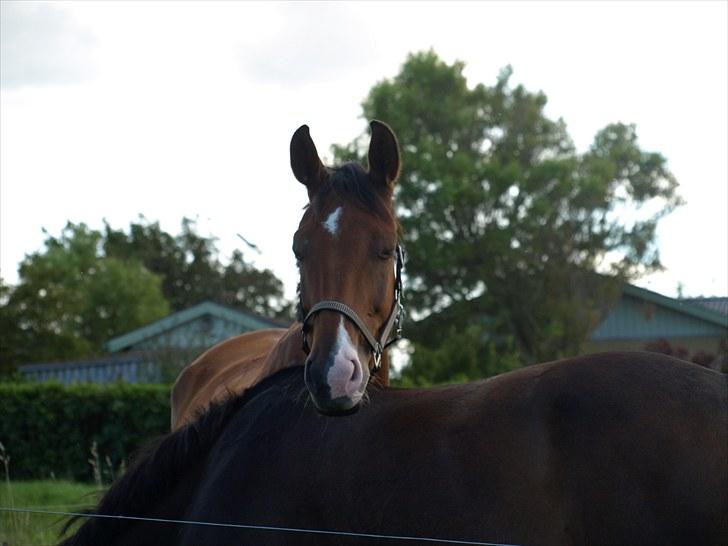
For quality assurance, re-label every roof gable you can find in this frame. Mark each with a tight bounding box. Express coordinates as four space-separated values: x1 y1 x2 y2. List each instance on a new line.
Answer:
106 301 286 353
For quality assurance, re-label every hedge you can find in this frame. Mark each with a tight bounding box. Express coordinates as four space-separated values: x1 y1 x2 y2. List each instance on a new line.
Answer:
0 382 170 482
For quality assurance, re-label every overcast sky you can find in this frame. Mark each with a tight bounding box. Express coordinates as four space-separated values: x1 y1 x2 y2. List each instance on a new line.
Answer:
1 1 726 302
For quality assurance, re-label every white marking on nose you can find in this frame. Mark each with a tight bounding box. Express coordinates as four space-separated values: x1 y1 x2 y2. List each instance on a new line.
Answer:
326 317 364 400
323 207 343 236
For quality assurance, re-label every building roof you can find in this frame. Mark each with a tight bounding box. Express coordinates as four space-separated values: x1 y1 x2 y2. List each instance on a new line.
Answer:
590 283 727 342
685 297 728 317
105 301 288 353
623 284 727 328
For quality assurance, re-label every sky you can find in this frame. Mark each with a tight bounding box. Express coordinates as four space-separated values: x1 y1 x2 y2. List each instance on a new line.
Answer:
1 0 727 303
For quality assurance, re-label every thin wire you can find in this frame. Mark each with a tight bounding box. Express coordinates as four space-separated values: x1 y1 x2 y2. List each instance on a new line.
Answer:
0 507 522 546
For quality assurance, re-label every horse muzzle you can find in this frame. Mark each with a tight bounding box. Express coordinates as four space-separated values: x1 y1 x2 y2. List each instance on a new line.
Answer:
304 346 368 415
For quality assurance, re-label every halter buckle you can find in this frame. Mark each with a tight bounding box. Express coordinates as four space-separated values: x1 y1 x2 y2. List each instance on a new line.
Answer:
372 351 382 372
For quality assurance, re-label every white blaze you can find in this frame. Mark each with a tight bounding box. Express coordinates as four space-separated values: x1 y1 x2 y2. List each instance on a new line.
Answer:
326 317 364 400
323 206 343 236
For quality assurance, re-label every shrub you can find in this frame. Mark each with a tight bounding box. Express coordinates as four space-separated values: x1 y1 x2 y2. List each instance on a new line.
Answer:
0 382 170 481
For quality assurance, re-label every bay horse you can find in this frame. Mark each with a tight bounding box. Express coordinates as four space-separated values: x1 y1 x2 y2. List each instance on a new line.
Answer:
63 353 726 545
171 120 403 426
63 122 726 545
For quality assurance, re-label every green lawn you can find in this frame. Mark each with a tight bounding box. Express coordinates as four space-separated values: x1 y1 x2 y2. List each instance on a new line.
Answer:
0 480 100 546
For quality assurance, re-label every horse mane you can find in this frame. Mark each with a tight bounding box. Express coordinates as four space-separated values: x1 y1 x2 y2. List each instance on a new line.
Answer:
60 367 303 545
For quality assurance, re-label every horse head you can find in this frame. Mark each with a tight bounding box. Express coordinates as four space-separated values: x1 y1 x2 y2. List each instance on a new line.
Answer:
291 120 402 415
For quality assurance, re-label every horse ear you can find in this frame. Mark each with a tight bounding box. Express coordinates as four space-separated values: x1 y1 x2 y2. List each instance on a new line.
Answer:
290 124 324 198
367 120 400 188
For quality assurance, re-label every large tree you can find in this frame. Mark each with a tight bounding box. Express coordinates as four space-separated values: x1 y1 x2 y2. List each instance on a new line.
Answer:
103 217 292 320
333 51 682 384
0 223 169 370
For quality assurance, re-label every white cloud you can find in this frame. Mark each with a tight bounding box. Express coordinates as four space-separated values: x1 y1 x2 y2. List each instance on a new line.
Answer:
0 1 96 88
237 3 380 85
0 1 725 300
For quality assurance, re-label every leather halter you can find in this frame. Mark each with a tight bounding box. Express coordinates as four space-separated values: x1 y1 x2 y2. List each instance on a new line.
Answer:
301 245 404 372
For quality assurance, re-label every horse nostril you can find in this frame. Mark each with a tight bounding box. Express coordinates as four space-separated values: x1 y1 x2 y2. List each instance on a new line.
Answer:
349 358 362 385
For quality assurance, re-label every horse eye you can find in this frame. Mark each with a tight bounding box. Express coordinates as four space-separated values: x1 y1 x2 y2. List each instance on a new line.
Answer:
378 248 395 260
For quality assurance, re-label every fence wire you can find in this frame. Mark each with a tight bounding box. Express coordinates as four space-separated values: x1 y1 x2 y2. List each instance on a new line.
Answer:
0 506 522 546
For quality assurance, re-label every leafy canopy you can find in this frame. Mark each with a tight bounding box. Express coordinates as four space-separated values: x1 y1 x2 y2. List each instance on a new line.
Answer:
333 51 682 383
1 218 292 374
103 217 292 319
1 223 169 369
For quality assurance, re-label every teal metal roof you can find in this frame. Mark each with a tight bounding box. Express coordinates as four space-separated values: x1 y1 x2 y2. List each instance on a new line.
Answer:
105 301 286 353
591 284 727 341
622 284 727 326
685 297 728 317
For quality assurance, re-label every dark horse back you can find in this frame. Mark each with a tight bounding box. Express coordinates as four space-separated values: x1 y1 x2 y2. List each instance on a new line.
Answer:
526 352 727 545
177 352 727 546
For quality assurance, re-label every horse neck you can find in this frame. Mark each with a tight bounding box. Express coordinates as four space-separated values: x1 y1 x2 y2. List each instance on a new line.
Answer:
61 425 217 545
63 370 303 545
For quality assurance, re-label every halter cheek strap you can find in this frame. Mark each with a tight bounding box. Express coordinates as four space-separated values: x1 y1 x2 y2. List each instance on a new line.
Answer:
301 246 404 373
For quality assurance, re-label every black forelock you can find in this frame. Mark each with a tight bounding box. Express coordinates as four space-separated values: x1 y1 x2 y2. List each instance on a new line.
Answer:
313 162 391 219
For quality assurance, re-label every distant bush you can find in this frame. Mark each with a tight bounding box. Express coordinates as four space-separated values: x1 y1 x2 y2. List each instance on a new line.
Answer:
0 382 170 481
643 338 721 370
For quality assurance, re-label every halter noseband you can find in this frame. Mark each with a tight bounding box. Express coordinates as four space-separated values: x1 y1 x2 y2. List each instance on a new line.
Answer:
301 245 404 373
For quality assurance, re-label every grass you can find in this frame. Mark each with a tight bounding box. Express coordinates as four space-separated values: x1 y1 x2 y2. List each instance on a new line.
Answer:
0 480 100 546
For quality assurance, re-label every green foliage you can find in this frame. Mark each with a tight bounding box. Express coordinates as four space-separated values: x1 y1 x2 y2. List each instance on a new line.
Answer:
335 50 682 379
1 223 169 368
0 279 26 378
394 325 521 387
104 217 293 319
0 382 170 481
1 218 293 371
